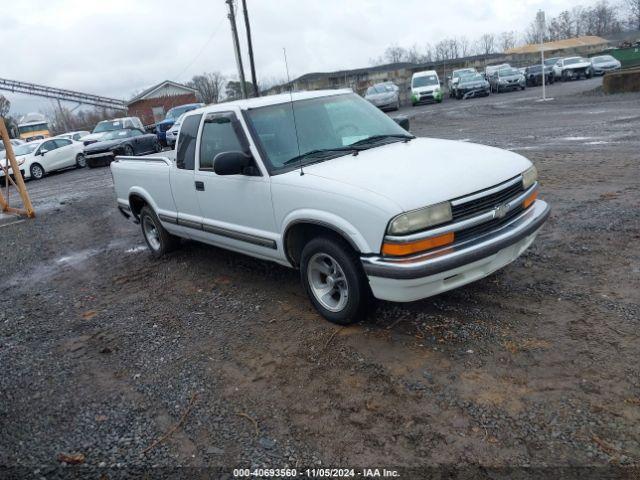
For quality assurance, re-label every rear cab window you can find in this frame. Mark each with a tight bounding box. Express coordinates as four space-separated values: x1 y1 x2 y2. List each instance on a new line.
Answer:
176 114 203 170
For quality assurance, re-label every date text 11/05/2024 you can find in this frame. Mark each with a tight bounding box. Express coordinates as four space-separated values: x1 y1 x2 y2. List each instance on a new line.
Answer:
232 468 400 477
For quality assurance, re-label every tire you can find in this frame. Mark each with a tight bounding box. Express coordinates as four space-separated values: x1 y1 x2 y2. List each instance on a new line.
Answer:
561 71 568 82
139 206 179 258
153 140 162 153
300 235 371 325
123 144 134 156
586 69 592 79
30 163 44 180
75 153 86 168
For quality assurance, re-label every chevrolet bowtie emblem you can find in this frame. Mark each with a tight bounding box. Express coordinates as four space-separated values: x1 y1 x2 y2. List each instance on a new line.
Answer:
494 204 508 219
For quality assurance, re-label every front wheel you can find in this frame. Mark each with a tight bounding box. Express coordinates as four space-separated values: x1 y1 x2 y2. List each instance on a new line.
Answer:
139 206 179 258
30 163 45 180
123 144 134 156
75 153 86 168
300 236 371 325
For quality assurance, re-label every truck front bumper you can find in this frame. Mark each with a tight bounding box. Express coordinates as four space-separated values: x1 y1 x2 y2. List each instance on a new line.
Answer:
360 200 550 302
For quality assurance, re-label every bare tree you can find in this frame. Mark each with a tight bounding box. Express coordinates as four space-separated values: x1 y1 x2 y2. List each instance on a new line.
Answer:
626 0 640 29
384 45 409 63
188 72 226 104
499 31 518 52
458 36 472 57
476 33 497 55
0 95 10 118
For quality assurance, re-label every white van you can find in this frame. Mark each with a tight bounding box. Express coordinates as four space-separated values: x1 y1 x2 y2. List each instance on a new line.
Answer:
410 70 443 106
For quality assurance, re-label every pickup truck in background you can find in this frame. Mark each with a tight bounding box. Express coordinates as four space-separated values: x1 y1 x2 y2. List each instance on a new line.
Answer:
111 90 549 325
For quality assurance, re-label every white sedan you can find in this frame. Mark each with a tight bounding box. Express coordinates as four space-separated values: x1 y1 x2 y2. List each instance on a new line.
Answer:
0 137 86 181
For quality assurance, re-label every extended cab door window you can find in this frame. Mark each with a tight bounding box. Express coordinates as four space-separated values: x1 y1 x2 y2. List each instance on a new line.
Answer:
176 114 203 170
198 113 248 171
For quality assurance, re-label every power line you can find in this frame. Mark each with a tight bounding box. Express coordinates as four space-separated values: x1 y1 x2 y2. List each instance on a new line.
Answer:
173 16 226 82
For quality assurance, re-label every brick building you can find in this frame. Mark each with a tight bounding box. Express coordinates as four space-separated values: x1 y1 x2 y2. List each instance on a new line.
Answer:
127 80 198 126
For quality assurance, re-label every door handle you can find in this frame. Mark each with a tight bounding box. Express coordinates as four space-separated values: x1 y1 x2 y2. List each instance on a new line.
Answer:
195 181 205 191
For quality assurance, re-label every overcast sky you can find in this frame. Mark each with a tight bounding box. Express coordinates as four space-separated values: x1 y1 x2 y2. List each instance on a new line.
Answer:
2 0 598 115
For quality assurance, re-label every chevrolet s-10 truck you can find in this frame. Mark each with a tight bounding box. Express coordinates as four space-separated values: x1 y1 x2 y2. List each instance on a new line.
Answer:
111 89 549 324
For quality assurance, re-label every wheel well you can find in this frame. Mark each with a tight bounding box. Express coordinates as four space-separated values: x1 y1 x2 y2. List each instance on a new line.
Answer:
129 194 148 219
284 222 359 268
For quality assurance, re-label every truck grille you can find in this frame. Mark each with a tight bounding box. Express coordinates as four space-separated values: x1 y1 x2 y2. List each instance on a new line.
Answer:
455 205 524 242
451 177 524 222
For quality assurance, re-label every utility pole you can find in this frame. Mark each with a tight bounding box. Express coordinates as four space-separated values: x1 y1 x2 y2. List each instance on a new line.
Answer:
537 10 547 101
226 0 247 99
242 0 259 97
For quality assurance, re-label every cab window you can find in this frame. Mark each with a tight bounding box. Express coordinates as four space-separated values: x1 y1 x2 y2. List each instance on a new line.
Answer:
199 113 245 171
176 114 202 170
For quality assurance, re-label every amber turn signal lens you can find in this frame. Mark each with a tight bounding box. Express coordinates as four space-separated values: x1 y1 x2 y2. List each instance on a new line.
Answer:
382 232 454 256
523 190 538 209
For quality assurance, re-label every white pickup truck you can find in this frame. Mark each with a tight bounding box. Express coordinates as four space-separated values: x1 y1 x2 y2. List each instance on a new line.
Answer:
111 89 549 324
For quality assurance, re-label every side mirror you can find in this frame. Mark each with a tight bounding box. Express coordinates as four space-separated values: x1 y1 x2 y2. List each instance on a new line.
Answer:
213 151 255 176
39 149 48 156
392 115 410 132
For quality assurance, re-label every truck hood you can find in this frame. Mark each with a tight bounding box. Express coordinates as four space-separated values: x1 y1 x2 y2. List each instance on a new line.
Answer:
82 132 108 144
300 138 531 212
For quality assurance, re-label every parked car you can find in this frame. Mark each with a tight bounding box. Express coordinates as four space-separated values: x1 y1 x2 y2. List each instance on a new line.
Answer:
1 137 85 181
0 138 25 157
82 117 145 146
448 68 477 98
524 64 555 86
111 89 549 325
84 128 161 168
484 63 510 80
489 67 526 93
552 57 592 81
56 130 91 142
455 73 490 99
410 70 443 105
364 82 400 111
155 103 204 146
165 113 187 149
590 55 621 75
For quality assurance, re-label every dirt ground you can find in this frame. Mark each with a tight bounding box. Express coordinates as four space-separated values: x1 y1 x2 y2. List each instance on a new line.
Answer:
1 77 639 477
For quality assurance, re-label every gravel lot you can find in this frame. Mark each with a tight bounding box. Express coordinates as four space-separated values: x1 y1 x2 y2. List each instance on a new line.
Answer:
1 77 639 476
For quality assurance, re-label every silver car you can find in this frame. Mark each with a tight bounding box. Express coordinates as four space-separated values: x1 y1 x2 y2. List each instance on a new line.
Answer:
590 55 622 75
364 83 400 111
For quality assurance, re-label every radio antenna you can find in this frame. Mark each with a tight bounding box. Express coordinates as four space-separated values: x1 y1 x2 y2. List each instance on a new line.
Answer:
283 48 303 176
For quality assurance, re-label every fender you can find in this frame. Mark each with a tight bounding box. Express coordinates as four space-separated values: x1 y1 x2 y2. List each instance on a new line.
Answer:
281 208 374 254
127 186 162 219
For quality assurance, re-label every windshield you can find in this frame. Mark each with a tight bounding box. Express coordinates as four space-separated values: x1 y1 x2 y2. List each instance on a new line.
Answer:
166 105 198 120
528 65 542 73
13 142 39 156
454 69 475 78
367 84 395 95
412 74 438 88
247 93 410 172
102 129 133 140
498 68 519 77
564 58 582 65
462 73 484 83
94 120 125 133
544 58 559 66
593 55 614 63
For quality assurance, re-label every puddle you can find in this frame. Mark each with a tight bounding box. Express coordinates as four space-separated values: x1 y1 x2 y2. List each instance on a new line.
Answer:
125 245 147 253
560 136 593 141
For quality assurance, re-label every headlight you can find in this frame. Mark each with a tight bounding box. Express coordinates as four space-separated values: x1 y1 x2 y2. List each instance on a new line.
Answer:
387 202 452 235
522 165 538 189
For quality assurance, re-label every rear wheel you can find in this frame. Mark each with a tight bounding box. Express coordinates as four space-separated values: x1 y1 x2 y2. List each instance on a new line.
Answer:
300 236 371 325
139 206 179 258
123 145 134 156
30 163 44 180
153 140 162 153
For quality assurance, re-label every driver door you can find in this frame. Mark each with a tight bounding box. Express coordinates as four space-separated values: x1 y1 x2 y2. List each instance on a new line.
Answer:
194 110 278 259
37 139 62 170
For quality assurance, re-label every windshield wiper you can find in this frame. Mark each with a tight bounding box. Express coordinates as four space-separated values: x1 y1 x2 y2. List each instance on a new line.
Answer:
348 134 415 148
283 147 358 166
